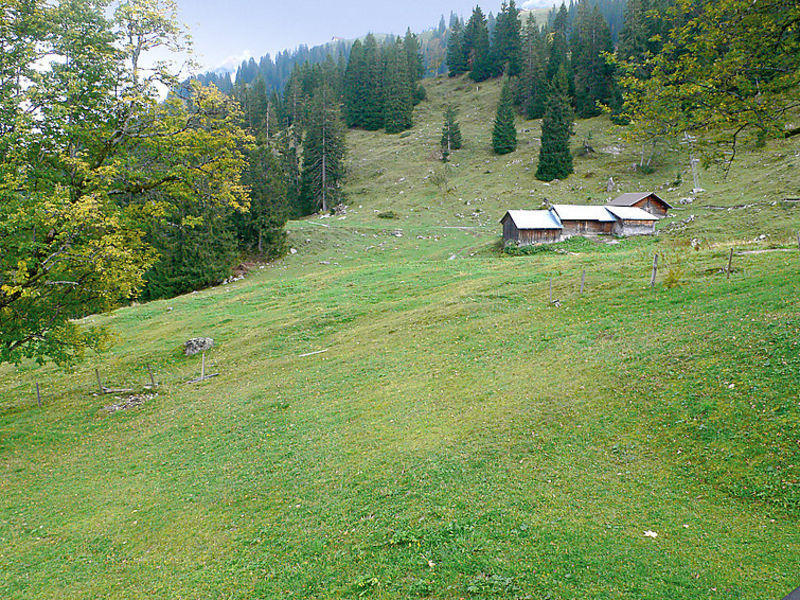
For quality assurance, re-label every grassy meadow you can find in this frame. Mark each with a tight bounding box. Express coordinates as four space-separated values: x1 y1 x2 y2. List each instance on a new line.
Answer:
1 75 799 599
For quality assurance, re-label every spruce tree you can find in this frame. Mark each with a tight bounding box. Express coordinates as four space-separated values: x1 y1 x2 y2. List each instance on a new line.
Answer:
492 78 517 154
343 40 367 128
465 7 493 82
301 84 345 213
571 2 614 118
536 90 574 181
441 104 463 161
446 19 468 76
361 34 385 130
492 0 523 77
383 41 414 134
518 15 548 119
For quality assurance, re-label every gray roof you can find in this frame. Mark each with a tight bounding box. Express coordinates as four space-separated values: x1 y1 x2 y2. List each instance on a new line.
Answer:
608 192 672 208
606 206 660 221
501 210 562 230
551 204 616 223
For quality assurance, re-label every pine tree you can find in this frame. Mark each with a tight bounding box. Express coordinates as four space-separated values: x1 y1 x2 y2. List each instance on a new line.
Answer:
403 29 426 104
440 104 463 160
383 41 414 134
301 84 345 213
492 78 517 154
446 19 468 76
536 90 574 181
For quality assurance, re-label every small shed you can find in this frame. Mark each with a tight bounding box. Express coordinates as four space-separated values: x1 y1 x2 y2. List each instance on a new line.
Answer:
500 210 563 246
608 192 672 217
551 204 616 236
606 206 659 236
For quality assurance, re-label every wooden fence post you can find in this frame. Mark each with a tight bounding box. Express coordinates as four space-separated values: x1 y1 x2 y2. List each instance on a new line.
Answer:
580 270 586 295
650 254 658 287
727 248 734 279
549 278 553 303
95 369 104 394
201 352 206 380
36 383 42 408
146 363 156 388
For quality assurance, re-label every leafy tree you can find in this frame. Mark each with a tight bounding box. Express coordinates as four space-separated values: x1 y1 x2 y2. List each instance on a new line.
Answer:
301 84 345 213
0 0 251 366
620 0 800 164
536 90 574 181
440 105 463 161
492 78 517 154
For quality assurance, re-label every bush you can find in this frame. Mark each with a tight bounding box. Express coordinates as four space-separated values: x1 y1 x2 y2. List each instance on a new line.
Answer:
377 210 398 219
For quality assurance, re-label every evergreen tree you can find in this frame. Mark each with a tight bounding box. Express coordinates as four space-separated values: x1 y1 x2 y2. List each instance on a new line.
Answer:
301 84 345 213
361 34 385 130
536 91 574 181
491 0 523 77
465 6 493 82
518 15 548 119
440 104 463 161
492 78 517 154
571 2 615 118
403 29 426 104
383 41 414 134
343 39 367 127
235 143 288 257
446 19 468 76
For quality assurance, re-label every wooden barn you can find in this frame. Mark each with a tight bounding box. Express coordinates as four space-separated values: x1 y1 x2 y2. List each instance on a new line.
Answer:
606 206 659 236
608 192 672 217
500 210 563 245
551 204 616 236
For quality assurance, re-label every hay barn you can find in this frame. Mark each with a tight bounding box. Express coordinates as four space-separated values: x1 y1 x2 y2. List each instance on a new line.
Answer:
500 210 562 245
608 192 672 217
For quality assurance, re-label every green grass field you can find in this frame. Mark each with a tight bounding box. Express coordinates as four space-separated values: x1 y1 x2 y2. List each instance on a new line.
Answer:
1 75 799 599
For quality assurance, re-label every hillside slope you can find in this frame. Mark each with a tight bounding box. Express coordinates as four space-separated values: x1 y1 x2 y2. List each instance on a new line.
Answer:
1 76 799 599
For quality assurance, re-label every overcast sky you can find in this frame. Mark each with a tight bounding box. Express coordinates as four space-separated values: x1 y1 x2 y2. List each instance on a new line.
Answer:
175 0 555 72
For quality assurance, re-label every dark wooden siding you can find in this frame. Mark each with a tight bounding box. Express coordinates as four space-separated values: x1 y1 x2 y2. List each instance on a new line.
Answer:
561 220 613 235
632 195 669 217
519 229 560 245
613 220 656 236
502 216 519 244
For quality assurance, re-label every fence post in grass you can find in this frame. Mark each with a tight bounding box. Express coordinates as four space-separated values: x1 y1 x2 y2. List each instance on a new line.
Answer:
36 383 42 408
580 270 586 295
95 369 104 394
201 352 206 380
726 248 734 279
146 363 156 389
797 231 799 250
549 278 553 303
650 254 658 287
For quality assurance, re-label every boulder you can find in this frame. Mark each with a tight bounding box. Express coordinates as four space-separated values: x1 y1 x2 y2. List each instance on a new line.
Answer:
185 337 214 356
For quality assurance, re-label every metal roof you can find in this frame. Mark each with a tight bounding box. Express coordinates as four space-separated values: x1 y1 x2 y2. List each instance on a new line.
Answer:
501 210 563 230
608 192 673 208
606 206 660 221
551 204 616 222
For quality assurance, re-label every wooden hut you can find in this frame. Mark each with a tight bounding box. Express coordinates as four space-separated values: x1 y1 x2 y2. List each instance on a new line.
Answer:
606 206 659 235
500 210 563 246
608 192 672 217
551 204 616 237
